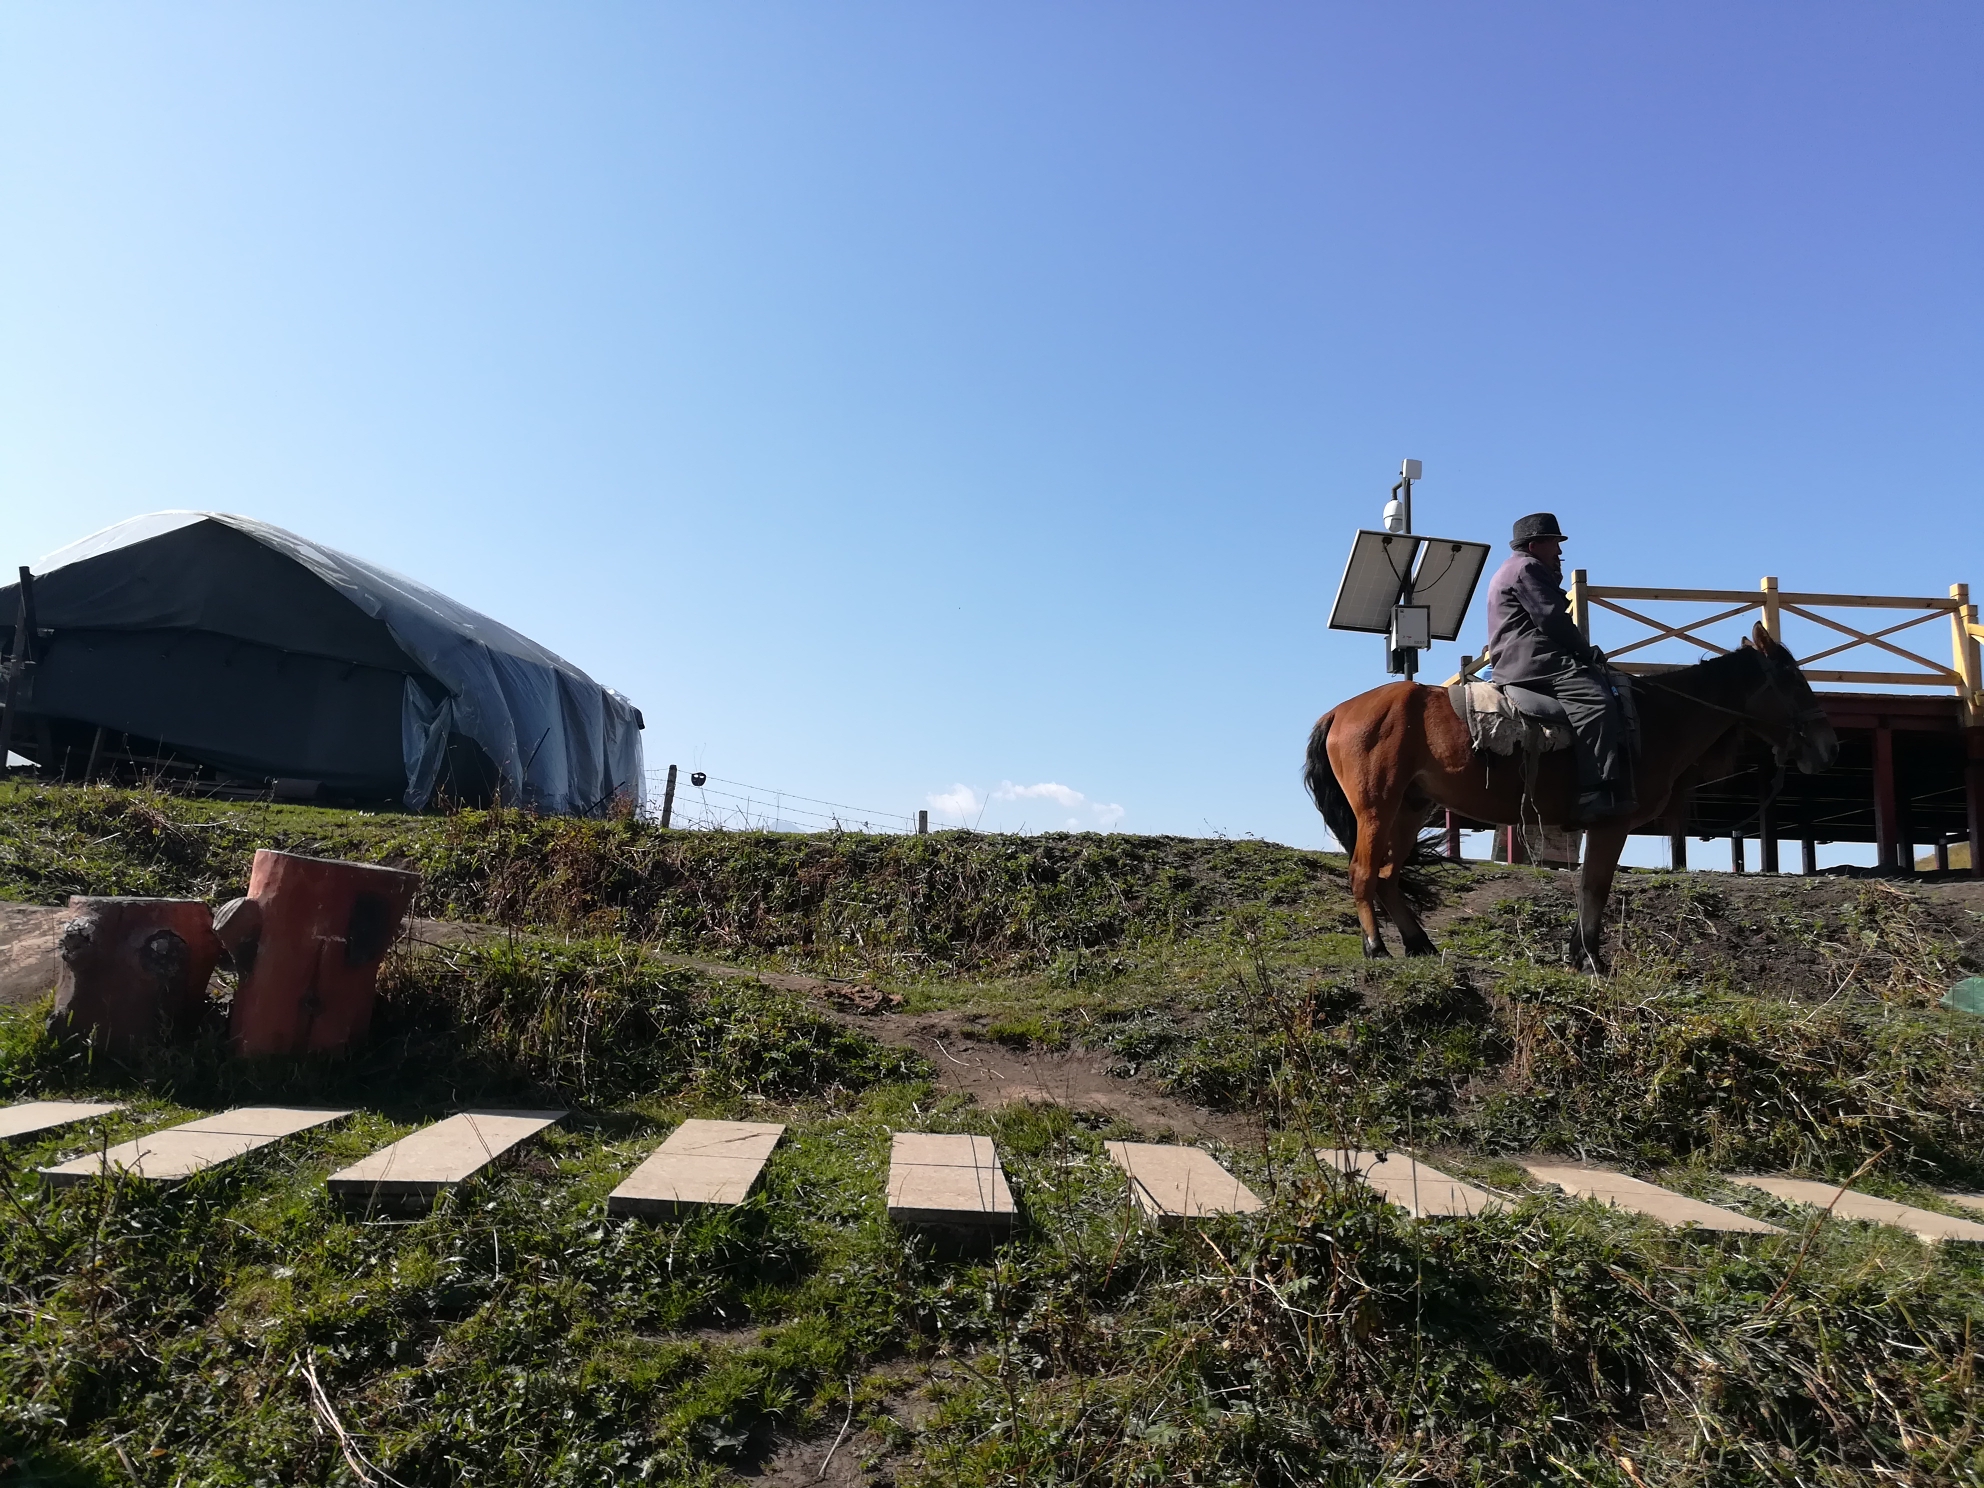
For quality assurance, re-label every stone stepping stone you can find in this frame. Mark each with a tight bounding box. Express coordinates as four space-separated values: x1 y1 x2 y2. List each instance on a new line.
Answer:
607 1119 786 1220
0 1100 124 1142
1522 1163 1784 1234
326 1110 565 1206
1320 1148 1501 1218
1943 1192 1984 1219
40 1106 352 1188
887 1132 1015 1232
1106 1141 1262 1227
1726 1176 1984 1245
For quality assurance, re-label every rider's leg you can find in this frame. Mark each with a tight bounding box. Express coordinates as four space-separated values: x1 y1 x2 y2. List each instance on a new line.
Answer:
1549 664 1631 808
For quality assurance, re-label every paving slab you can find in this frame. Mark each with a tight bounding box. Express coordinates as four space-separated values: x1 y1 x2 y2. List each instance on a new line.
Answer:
1106 1142 1262 1226
0 1100 124 1141
1943 1193 1984 1219
1523 1163 1784 1234
1320 1149 1501 1218
327 1110 565 1204
608 1119 785 1220
886 1132 1015 1230
39 1107 351 1187
1726 1176 1984 1245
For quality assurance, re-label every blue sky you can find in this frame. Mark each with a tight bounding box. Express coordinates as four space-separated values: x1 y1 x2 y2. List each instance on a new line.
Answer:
2 5 1978 858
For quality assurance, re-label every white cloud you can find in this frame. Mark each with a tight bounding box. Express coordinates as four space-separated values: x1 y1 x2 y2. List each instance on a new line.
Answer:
995 781 1085 809
927 783 983 821
925 779 1125 832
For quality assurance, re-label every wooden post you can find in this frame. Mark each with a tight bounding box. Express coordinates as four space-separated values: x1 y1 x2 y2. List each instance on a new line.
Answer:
1967 727 1984 879
1504 825 1527 865
1730 834 1745 874
1569 570 1590 641
1669 832 1687 870
1801 836 1817 875
660 763 678 828
1952 584 1980 724
1936 834 1951 873
1872 724 1898 869
1759 796 1779 874
917 809 928 835
1760 575 1781 641
1444 810 1461 861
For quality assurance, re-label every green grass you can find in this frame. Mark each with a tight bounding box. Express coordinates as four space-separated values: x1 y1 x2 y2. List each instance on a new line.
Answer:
2 784 1982 1484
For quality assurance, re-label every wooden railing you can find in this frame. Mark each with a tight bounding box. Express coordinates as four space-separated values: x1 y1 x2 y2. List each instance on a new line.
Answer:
1449 575 1984 722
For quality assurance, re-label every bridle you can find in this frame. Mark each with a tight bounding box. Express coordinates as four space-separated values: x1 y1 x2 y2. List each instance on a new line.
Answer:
1641 656 1832 831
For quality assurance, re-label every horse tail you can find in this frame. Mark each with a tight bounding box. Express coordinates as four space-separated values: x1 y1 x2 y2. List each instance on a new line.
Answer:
1304 713 1359 854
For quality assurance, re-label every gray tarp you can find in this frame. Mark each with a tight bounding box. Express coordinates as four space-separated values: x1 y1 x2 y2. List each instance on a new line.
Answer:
6 512 643 814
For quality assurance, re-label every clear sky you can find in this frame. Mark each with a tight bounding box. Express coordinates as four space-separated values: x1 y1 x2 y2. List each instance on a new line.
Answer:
2 5 1978 855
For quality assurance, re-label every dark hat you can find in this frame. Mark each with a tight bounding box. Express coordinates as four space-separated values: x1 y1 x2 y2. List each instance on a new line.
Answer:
1511 512 1567 548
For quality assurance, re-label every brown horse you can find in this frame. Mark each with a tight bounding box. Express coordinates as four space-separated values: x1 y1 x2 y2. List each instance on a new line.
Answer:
1304 624 1838 971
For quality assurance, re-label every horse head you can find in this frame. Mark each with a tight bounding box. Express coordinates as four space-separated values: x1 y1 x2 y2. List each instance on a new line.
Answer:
1740 622 1839 774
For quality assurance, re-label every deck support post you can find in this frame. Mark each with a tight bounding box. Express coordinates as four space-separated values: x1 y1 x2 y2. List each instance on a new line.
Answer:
1801 836 1817 875
1758 788 1779 873
1966 727 1984 878
1873 723 1899 870
1669 833 1687 870
1730 834 1745 874
1443 810 1461 861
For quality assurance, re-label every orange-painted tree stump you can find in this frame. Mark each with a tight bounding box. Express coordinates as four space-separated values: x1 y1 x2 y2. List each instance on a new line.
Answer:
216 850 420 1058
50 897 222 1056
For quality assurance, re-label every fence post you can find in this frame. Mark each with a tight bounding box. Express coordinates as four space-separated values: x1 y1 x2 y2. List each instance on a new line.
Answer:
1952 584 1979 723
917 809 928 835
1760 575 1781 642
660 764 678 828
1569 570 1590 641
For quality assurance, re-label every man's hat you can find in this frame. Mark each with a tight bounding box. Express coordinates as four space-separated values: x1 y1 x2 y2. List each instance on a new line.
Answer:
1511 512 1567 548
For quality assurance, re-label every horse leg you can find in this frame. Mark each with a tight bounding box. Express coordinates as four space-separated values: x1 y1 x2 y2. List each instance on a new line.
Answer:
1380 809 1438 956
1351 824 1391 958
1571 823 1629 974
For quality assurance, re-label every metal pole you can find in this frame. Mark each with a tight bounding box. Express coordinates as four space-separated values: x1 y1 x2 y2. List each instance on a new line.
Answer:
660 763 678 828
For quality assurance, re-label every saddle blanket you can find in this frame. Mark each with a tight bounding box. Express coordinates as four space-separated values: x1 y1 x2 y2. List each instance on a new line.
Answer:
1447 680 1576 758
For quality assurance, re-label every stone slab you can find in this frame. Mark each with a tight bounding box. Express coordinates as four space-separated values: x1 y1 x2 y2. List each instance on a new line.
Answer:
1727 1176 1984 1245
1523 1163 1784 1234
0 1100 124 1141
887 1132 1015 1230
607 1119 785 1220
1320 1149 1501 1218
326 1110 565 1202
1942 1193 1984 1219
39 1107 351 1187
0 901 66 1007
1106 1141 1262 1226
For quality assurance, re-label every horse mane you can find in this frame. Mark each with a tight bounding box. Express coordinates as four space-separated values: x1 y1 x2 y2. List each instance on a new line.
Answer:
1633 646 1766 708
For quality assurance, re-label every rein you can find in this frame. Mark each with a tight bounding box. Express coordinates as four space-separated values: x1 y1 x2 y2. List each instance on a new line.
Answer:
1639 670 1826 836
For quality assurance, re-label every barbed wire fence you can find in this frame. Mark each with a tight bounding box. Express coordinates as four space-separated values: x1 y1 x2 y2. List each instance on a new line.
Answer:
641 766 926 835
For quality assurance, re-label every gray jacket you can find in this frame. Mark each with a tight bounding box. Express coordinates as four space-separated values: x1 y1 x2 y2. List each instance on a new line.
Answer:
1484 550 1594 686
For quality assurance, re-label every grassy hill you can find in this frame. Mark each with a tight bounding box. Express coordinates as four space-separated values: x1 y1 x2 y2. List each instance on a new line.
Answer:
1 783 1981 1485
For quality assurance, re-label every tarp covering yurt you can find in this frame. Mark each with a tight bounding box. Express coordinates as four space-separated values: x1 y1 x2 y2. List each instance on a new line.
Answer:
0 513 644 814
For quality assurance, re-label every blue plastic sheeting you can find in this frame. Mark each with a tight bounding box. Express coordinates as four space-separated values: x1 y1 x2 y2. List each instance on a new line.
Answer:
31 512 643 815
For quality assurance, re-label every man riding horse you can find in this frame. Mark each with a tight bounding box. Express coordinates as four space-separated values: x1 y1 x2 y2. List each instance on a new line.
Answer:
1306 516 1838 969
1484 512 1634 823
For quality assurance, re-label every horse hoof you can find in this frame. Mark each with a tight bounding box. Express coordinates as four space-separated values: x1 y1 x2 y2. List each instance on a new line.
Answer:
1362 937 1391 959
1404 935 1437 957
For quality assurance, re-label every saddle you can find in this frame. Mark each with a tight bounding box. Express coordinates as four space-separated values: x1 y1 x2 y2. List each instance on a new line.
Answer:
1446 674 1640 759
1447 680 1575 757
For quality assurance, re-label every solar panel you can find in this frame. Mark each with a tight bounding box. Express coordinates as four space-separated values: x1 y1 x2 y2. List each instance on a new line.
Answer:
1327 530 1491 642
1405 536 1492 641
1328 531 1421 634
